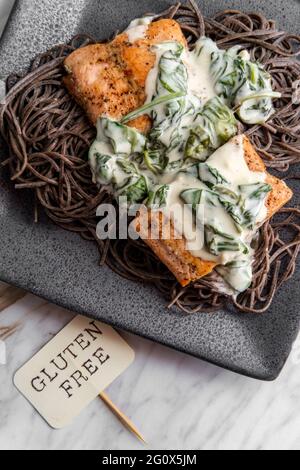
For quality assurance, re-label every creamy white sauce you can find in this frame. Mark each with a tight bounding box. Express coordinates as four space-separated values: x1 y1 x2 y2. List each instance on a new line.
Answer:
207 135 267 223
159 136 267 265
167 125 190 163
145 37 218 106
91 129 269 291
143 36 238 168
207 136 265 185
161 173 205 251
144 38 220 166
216 262 252 295
91 134 269 268
89 141 127 186
125 16 154 43
145 43 173 108
89 25 277 293
90 141 157 189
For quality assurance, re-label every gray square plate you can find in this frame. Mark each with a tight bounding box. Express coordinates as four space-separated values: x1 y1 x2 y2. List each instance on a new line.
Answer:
1 0 300 381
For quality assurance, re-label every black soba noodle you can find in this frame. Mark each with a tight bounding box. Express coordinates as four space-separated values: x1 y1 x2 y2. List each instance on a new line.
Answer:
1 1 300 314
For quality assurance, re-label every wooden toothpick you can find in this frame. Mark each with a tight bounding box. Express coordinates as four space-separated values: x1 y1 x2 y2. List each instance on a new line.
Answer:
0 322 21 341
99 391 146 445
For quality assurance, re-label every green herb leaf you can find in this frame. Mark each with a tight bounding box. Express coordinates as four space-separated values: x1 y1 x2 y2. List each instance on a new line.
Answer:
121 92 186 124
180 188 204 214
205 225 249 257
94 153 112 184
216 259 252 292
116 159 139 175
185 97 238 160
238 91 282 105
96 117 146 155
239 183 272 200
205 224 235 241
118 175 148 204
210 45 281 124
198 163 229 189
143 146 169 175
157 48 188 96
238 182 272 226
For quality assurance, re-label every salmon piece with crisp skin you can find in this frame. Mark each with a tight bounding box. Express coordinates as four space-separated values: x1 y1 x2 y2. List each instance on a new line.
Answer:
64 19 187 133
135 136 293 287
135 210 217 287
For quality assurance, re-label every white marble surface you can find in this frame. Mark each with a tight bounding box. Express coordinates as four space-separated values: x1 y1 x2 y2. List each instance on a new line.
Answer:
1 293 300 451
1 0 300 451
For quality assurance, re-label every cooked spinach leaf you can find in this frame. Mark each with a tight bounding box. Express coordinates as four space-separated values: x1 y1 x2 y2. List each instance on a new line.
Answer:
216 259 253 292
185 97 238 160
93 154 113 184
210 47 281 124
198 163 229 189
97 117 146 155
118 175 148 204
116 159 139 175
239 183 272 200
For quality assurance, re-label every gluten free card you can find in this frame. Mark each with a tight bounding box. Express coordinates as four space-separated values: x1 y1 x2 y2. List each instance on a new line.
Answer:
14 316 135 429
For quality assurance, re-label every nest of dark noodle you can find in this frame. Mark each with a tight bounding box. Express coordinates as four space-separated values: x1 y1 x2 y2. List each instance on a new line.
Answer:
1 0 300 314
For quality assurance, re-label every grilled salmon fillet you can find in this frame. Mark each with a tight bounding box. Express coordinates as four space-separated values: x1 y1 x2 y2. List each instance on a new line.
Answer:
243 137 293 219
135 136 293 287
64 19 187 133
135 210 216 287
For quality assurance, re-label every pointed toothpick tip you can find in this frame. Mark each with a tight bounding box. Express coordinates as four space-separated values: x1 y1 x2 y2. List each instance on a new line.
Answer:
138 435 148 446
